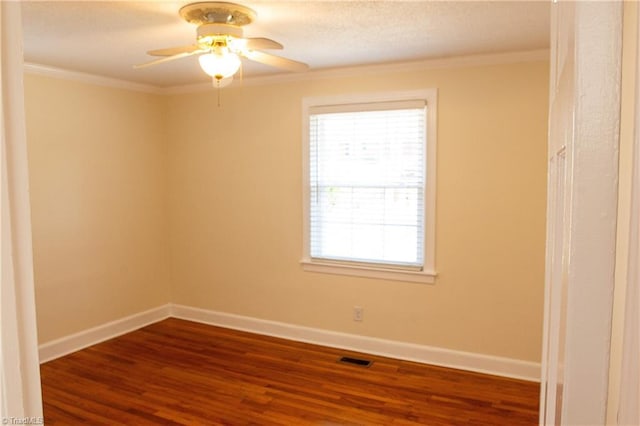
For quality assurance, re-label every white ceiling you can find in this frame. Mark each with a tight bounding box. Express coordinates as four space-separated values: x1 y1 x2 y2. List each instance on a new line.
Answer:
21 1 550 88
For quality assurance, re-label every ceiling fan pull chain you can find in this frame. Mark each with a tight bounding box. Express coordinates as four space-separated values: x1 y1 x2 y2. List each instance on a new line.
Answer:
210 77 222 107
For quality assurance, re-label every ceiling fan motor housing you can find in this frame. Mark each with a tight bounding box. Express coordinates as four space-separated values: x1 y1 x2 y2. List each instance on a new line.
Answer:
198 23 243 43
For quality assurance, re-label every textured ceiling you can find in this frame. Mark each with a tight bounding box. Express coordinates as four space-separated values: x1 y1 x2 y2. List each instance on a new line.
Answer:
21 1 550 88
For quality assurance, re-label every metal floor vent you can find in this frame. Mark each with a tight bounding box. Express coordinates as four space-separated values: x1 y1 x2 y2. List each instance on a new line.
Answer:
338 356 373 367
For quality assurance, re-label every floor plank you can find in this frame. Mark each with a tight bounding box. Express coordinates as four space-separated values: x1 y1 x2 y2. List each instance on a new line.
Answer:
40 318 539 425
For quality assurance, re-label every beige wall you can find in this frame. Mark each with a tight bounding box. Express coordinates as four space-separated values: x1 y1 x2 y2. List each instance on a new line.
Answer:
24 75 171 343
167 60 548 362
24 59 548 362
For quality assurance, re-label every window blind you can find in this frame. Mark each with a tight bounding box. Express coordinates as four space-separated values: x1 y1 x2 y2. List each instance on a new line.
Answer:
309 101 426 268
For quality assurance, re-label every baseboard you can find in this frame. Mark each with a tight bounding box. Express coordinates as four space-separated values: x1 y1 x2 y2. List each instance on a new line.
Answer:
38 304 171 363
39 303 541 381
170 304 541 382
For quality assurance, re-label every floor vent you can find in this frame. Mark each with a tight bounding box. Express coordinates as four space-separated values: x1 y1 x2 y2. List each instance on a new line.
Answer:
338 356 372 367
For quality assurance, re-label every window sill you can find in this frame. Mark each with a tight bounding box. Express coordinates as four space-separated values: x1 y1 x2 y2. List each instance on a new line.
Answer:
300 259 437 284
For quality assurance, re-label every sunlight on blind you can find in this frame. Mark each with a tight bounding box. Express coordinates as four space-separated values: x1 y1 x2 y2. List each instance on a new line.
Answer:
309 104 426 268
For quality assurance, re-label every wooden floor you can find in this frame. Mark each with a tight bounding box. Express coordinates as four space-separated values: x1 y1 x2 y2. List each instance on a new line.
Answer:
41 318 539 425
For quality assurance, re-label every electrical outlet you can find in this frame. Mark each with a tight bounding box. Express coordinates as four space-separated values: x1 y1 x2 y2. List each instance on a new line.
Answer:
353 306 363 322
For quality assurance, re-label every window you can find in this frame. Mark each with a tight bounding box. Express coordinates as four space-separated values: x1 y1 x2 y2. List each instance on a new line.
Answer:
302 90 437 284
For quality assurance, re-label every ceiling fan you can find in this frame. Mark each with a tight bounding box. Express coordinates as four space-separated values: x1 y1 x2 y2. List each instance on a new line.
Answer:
135 1 309 86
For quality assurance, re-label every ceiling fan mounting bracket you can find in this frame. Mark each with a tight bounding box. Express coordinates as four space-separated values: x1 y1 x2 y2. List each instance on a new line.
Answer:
179 2 256 26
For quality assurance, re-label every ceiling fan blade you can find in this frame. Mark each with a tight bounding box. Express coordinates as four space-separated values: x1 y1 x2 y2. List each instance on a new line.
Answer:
134 50 202 69
243 50 308 72
147 45 201 56
243 37 283 50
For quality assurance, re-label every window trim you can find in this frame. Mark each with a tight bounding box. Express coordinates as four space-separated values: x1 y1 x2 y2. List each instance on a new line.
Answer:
301 89 437 284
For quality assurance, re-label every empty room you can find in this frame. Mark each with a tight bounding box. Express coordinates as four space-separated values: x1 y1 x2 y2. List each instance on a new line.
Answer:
2 1 639 425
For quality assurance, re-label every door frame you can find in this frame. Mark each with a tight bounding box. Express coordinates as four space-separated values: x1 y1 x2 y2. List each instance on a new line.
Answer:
0 1 43 418
540 1 623 424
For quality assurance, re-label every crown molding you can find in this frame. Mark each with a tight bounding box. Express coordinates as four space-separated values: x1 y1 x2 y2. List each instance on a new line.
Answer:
23 63 163 95
25 49 549 96
163 49 549 94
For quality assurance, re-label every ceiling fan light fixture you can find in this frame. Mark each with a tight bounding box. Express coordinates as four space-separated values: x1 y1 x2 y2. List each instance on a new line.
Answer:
198 50 241 79
135 2 309 84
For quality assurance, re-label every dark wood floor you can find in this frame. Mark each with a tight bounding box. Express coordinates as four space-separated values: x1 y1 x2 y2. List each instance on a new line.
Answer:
40 318 539 425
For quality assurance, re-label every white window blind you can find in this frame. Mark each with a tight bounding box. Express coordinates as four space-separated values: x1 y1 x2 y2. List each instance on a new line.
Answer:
308 100 426 269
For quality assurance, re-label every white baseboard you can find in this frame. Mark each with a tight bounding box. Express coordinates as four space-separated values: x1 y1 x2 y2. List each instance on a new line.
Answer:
170 304 541 382
38 304 171 363
38 303 540 381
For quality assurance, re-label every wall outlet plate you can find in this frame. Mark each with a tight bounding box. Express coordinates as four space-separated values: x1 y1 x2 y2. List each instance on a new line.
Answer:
353 306 363 321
